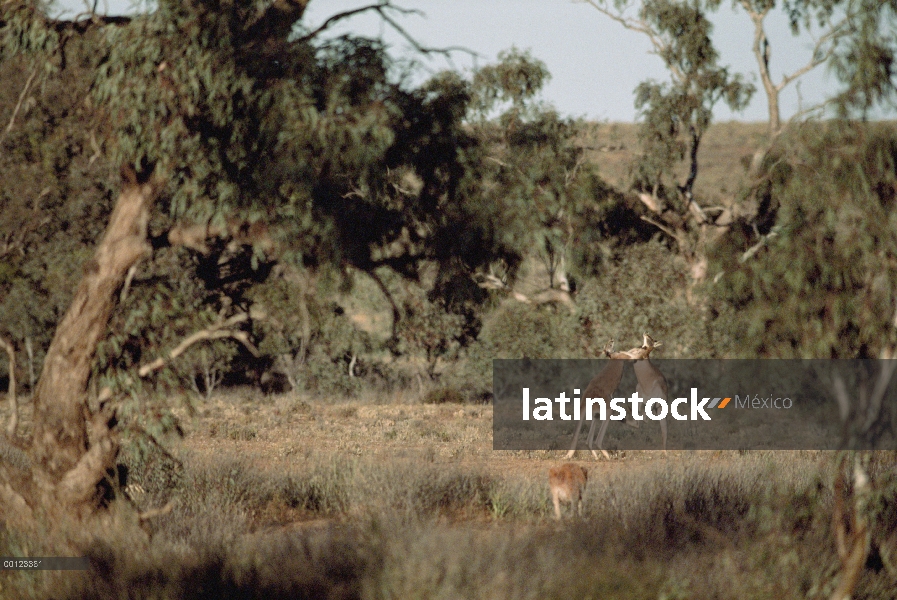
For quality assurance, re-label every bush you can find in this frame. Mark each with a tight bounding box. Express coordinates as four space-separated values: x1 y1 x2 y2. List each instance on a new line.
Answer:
423 386 465 404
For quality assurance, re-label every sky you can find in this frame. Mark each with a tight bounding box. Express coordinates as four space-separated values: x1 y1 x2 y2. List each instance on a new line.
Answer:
53 0 892 123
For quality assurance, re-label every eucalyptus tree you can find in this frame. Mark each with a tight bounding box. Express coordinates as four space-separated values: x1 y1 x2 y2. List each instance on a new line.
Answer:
466 47 645 296
583 0 897 137
0 0 518 522
728 0 896 136
581 0 753 280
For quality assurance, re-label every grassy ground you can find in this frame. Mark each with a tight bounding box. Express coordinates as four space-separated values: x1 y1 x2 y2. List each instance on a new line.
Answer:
3 120 897 598
3 386 896 600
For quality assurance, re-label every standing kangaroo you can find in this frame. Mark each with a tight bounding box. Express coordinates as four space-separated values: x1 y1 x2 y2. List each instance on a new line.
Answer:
565 340 626 460
548 463 588 519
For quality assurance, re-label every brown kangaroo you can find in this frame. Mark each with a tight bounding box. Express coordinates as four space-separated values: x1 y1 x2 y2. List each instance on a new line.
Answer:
548 463 588 519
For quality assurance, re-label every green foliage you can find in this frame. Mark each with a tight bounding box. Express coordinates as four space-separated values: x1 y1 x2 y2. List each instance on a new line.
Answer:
827 0 897 119
95 247 226 389
629 0 753 198
85 3 518 280
396 287 466 379
477 303 581 360
578 240 731 357
0 46 118 381
0 2 545 405
465 49 642 283
470 46 551 120
709 122 897 357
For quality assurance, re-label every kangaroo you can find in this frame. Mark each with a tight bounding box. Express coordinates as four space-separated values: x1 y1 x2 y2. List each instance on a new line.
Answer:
566 339 627 460
548 463 588 519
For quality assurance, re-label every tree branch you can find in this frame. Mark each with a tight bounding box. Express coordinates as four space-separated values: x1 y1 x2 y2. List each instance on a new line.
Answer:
365 268 401 342
640 215 683 245
1 63 38 141
862 356 897 433
578 1 685 88
777 16 848 93
296 2 421 43
738 227 779 263
375 9 476 58
138 311 263 378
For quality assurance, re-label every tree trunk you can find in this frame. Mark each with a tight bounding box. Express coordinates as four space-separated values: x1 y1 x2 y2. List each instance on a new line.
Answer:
31 168 156 485
766 83 780 138
743 2 781 139
1 336 16 436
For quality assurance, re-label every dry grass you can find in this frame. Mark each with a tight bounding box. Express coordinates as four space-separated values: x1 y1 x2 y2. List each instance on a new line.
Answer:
4 387 896 599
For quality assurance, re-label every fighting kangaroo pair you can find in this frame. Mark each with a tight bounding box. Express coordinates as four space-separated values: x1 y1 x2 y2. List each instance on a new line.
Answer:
566 333 668 461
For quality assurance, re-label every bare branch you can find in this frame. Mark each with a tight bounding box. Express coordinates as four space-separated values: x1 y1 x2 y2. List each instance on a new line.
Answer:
138 501 174 522
738 228 779 263
0 63 38 144
376 10 476 58
87 129 102 165
833 373 851 423
636 191 662 213
365 269 401 342
297 1 477 59
640 215 683 245
138 311 263 378
564 154 587 188
120 264 138 303
862 357 897 433
580 0 684 80
296 2 422 43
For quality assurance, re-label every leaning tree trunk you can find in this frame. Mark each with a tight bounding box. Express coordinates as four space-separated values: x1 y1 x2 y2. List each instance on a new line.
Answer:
0 335 16 436
3 167 157 521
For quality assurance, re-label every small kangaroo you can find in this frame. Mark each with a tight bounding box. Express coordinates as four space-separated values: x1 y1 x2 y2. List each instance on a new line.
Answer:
548 463 588 519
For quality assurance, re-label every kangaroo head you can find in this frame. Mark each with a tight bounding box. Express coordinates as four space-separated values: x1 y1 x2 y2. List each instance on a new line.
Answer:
602 339 615 357
643 333 662 350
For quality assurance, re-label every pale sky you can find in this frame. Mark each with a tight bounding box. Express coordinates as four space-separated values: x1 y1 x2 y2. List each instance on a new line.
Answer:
54 0 891 123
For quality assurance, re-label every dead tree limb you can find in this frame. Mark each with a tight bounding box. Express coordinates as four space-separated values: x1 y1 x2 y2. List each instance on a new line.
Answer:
1 63 38 141
137 310 263 378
